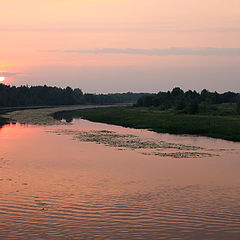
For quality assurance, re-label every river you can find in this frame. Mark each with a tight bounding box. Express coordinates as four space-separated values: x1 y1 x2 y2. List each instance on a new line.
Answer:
0 118 240 239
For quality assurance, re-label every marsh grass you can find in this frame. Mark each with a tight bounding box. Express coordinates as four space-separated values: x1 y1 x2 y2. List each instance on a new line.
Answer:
2 105 116 125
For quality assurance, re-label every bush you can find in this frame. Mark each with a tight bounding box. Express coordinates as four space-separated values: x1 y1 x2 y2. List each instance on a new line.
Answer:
185 102 199 114
237 100 240 114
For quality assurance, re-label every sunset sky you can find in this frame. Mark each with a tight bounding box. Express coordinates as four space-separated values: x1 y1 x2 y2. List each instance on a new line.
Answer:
1 0 240 93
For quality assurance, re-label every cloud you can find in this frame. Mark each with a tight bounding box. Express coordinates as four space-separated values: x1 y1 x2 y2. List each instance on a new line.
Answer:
1 25 240 33
0 72 21 77
54 47 240 56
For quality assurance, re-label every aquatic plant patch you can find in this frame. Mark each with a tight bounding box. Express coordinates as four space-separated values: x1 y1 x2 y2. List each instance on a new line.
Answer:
50 129 216 159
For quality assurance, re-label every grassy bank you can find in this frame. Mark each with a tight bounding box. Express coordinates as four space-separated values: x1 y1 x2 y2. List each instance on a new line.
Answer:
55 107 240 142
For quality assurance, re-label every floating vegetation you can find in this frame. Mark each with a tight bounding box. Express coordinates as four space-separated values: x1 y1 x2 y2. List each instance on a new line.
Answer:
50 129 216 159
0 157 9 168
153 151 214 158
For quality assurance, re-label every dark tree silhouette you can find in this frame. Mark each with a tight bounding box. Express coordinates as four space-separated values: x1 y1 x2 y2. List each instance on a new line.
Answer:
136 87 240 114
0 84 145 107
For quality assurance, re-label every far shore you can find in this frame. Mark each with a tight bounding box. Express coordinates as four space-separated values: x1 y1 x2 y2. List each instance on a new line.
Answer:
2 104 240 142
0 104 128 126
53 106 240 142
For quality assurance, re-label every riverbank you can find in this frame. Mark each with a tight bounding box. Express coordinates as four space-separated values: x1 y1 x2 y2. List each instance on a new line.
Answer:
0 105 124 126
54 107 240 142
0 106 56 127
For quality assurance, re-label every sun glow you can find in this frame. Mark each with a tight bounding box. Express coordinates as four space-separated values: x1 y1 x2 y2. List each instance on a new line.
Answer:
0 76 5 82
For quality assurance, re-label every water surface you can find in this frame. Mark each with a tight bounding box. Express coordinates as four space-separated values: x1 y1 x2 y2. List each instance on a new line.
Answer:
0 119 240 239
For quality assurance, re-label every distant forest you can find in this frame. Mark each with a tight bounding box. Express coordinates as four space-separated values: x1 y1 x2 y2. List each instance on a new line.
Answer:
136 87 240 114
0 84 145 107
1 84 240 115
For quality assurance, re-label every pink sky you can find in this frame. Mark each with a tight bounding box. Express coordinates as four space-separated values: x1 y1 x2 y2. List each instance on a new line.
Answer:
1 0 240 92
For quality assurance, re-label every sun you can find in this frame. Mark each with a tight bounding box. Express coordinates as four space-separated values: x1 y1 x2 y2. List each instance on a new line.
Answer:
0 76 5 82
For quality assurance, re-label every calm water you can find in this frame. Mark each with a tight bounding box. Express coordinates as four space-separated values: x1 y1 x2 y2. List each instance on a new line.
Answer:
0 119 240 239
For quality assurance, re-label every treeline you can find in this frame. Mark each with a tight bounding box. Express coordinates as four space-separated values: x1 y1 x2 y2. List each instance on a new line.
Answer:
136 87 240 114
0 84 145 107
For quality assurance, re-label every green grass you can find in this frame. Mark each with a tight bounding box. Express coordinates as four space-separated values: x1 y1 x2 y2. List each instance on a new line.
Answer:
56 107 240 142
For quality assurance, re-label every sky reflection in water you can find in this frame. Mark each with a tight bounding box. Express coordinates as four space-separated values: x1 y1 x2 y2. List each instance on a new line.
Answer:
0 120 240 239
